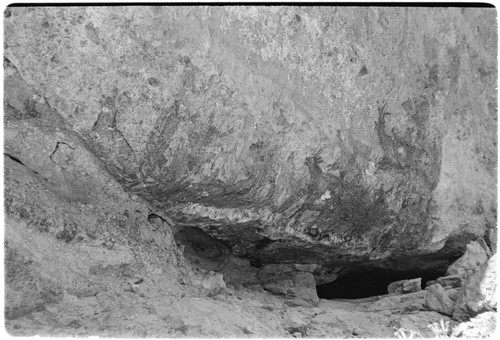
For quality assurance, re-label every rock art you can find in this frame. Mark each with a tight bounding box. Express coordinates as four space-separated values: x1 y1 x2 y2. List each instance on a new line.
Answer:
4 6 496 279
3 5 497 337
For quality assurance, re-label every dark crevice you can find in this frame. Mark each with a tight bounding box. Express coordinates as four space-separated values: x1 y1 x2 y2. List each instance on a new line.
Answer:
4 153 39 175
49 141 75 162
4 153 25 166
316 267 446 299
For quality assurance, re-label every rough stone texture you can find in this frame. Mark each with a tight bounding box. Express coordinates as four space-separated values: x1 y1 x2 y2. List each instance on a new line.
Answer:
387 278 422 294
436 275 463 289
425 283 455 316
453 253 497 321
367 290 428 313
3 118 188 334
452 311 497 338
3 5 498 337
446 239 491 277
258 264 320 307
425 275 463 290
488 227 497 254
4 6 497 278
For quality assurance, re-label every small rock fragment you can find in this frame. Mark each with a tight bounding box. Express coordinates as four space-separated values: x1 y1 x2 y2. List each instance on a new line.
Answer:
433 275 463 289
387 278 422 294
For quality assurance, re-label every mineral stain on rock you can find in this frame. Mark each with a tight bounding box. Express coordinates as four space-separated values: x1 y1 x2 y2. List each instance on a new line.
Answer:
3 5 497 338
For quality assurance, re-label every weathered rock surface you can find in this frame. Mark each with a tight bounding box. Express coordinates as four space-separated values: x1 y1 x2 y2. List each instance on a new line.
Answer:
387 278 422 294
453 253 497 321
446 238 491 277
258 265 320 307
4 6 497 278
368 290 428 313
427 275 463 289
3 5 497 337
425 284 456 316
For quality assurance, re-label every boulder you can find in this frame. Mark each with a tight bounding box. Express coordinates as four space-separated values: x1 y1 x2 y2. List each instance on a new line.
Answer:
368 290 427 312
387 278 422 294
425 284 455 316
446 239 491 277
198 271 227 295
258 265 319 307
452 253 497 321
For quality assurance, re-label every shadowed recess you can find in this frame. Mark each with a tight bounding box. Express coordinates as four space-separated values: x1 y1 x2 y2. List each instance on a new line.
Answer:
316 268 446 299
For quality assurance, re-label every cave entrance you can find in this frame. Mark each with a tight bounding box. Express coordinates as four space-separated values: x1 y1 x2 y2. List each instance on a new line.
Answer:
316 267 445 299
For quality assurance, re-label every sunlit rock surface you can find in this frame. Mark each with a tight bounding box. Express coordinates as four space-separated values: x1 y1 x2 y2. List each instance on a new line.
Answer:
3 6 497 337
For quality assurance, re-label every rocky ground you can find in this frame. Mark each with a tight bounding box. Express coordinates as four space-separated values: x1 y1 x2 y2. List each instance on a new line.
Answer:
3 138 497 336
3 5 498 338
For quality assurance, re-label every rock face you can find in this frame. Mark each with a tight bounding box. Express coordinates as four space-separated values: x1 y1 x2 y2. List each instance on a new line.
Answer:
3 5 498 337
4 6 497 278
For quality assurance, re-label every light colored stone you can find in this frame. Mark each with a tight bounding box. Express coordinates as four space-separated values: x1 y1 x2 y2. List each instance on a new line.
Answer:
446 239 491 277
387 278 422 294
488 228 497 254
259 265 319 307
453 253 497 321
452 311 497 338
368 290 427 312
425 284 455 316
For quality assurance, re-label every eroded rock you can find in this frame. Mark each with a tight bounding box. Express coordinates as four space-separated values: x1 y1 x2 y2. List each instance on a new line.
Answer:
3 6 497 337
3 6 496 279
425 284 455 316
453 253 497 321
446 239 491 277
387 278 422 294
368 290 427 313
258 265 319 307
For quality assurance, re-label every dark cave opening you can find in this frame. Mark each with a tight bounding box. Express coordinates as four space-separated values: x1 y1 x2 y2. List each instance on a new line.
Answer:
316 267 446 299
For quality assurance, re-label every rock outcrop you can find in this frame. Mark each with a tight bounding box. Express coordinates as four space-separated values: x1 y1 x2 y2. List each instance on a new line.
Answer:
4 6 497 279
3 5 497 337
453 253 497 321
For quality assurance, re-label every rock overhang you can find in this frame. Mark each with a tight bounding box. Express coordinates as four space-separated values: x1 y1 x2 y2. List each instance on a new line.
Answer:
4 6 497 284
